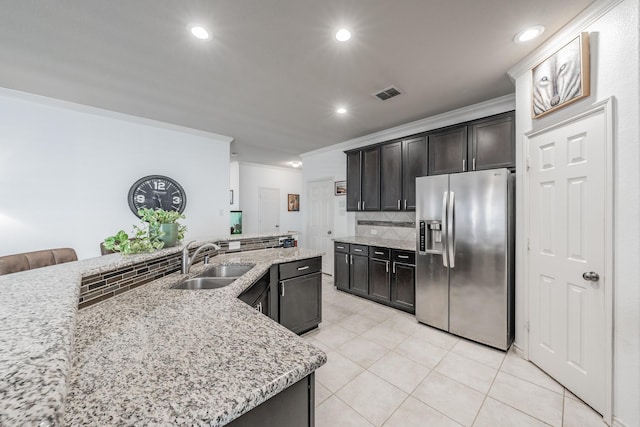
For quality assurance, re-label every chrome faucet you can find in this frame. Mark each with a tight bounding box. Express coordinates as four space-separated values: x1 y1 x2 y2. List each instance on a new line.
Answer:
181 240 221 274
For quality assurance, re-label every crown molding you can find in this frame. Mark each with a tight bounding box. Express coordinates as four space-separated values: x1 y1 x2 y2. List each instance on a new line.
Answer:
507 0 624 80
301 94 515 158
0 86 235 143
237 161 303 173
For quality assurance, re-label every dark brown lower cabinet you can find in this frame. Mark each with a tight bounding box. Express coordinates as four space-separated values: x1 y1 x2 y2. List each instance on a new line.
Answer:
350 253 369 295
391 262 415 313
368 257 390 301
334 251 350 291
279 271 322 335
227 374 315 427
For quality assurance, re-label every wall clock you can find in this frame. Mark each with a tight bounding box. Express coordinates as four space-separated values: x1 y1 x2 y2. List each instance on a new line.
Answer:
128 175 187 216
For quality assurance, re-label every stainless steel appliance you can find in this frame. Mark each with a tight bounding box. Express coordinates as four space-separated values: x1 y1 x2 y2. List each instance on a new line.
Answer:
415 168 514 350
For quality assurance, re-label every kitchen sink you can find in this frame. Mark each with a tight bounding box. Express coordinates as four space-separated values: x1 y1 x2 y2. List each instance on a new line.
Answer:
172 277 237 290
197 264 255 278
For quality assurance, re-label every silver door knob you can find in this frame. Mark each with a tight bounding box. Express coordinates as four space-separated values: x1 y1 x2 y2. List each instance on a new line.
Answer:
582 272 600 282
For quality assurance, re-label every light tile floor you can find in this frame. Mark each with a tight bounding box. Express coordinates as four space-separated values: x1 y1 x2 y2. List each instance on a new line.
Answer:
303 275 607 427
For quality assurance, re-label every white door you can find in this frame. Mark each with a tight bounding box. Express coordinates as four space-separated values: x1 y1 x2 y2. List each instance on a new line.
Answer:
527 102 612 417
258 187 280 233
307 179 334 274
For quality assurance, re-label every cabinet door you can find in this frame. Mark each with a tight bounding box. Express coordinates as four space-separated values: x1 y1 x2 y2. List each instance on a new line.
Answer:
334 252 350 291
280 272 322 335
346 151 361 211
380 141 403 211
392 263 415 313
428 125 468 175
402 136 427 210
369 258 390 301
469 112 515 170
361 146 380 210
350 254 369 295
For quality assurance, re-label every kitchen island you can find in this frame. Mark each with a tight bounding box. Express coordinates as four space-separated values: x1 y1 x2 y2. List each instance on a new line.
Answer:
0 245 325 426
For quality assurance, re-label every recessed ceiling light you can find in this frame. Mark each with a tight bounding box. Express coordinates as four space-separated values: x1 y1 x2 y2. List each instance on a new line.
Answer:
336 107 347 114
188 24 210 40
514 26 545 43
335 28 351 42
290 161 302 168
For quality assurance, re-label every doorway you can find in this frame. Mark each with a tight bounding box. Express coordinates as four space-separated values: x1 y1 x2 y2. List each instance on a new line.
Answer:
525 99 613 421
258 187 280 233
306 179 334 274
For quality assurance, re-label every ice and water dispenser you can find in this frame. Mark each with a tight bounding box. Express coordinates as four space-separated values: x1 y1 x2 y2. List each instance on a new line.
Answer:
419 220 443 254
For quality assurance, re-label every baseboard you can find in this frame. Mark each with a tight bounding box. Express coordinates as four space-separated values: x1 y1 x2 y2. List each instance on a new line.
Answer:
612 417 629 427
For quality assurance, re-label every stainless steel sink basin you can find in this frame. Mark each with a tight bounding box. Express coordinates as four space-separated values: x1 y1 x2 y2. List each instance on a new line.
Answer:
197 264 255 278
172 277 237 290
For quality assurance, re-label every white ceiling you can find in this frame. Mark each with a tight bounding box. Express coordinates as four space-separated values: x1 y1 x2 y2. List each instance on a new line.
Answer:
0 0 593 168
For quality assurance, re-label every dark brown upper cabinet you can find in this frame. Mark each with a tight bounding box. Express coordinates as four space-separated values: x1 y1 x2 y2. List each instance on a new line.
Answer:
346 151 361 211
428 125 468 175
346 146 380 211
469 112 515 171
380 136 427 211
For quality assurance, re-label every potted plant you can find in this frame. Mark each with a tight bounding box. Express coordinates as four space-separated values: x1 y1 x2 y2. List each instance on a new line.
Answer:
103 208 187 254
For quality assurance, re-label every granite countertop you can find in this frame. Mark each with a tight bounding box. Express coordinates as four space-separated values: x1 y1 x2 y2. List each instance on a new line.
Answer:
333 236 415 251
0 245 325 426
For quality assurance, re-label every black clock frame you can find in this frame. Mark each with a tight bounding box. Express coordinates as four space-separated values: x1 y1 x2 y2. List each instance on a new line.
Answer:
127 175 187 216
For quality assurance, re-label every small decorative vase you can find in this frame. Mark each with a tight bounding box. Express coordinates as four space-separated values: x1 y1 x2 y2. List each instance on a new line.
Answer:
159 223 179 248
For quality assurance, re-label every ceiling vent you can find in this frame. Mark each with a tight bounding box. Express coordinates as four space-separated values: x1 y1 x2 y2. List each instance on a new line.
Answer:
373 86 402 101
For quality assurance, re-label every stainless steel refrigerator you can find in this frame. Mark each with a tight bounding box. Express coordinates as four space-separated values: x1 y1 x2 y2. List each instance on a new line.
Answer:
415 168 514 350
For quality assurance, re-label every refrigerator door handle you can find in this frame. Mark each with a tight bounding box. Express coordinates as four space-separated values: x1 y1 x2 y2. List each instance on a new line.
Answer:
442 190 449 268
448 191 455 268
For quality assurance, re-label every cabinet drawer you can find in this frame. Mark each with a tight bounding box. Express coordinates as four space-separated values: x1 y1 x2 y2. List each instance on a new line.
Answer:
350 244 368 255
334 242 350 253
392 250 415 265
279 257 322 280
369 246 390 260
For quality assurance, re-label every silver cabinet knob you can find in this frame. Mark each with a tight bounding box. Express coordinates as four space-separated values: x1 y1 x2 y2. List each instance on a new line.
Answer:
582 272 600 282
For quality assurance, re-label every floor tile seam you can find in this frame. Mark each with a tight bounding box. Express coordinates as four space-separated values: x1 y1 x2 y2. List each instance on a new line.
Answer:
447 347 505 372
331 387 379 426
469 349 509 426
495 369 564 397
487 386 562 426
365 360 430 396
334 344 389 370
499 362 566 395
404 392 467 427
470 396 556 427
409 332 460 352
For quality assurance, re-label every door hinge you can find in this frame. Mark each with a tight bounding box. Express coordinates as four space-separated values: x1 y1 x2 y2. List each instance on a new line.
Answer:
526 157 530 171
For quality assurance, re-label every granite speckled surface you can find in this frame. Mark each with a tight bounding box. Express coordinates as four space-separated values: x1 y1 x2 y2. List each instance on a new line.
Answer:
333 236 415 251
0 245 325 426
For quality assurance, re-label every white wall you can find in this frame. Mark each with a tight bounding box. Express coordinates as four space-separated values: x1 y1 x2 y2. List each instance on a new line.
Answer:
237 162 303 235
300 149 355 248
509 1 639 425
0 89 232 259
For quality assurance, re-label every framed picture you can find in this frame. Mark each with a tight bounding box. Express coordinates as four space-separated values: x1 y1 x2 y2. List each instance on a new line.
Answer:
531 32 590 119
335 180 347 196
288 194 300 211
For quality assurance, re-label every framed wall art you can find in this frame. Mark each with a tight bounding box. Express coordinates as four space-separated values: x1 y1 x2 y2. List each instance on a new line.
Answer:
288 194 300 211
335 180 347 196
531 32 590 119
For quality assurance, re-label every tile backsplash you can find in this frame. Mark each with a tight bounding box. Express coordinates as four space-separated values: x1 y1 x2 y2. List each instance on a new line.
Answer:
356 211 416 241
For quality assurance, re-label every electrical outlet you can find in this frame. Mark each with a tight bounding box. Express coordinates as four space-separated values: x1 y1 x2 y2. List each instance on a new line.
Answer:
370 229 378 235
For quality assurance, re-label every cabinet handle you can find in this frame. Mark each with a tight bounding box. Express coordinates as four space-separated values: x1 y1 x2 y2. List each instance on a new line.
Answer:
255 302 262 312
397 200 401 210
463 159 466 171
350 255 353 265
345 254 349 264
337 245 344 249
374 251 384 255
280 282 285 297
297 265 309 271
392 261 396 274
398 255 410 259
386 261 389 273
357 201 361 210
404 200 407 210
473 158 476 170
354 248 363 252
362 200 365 210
